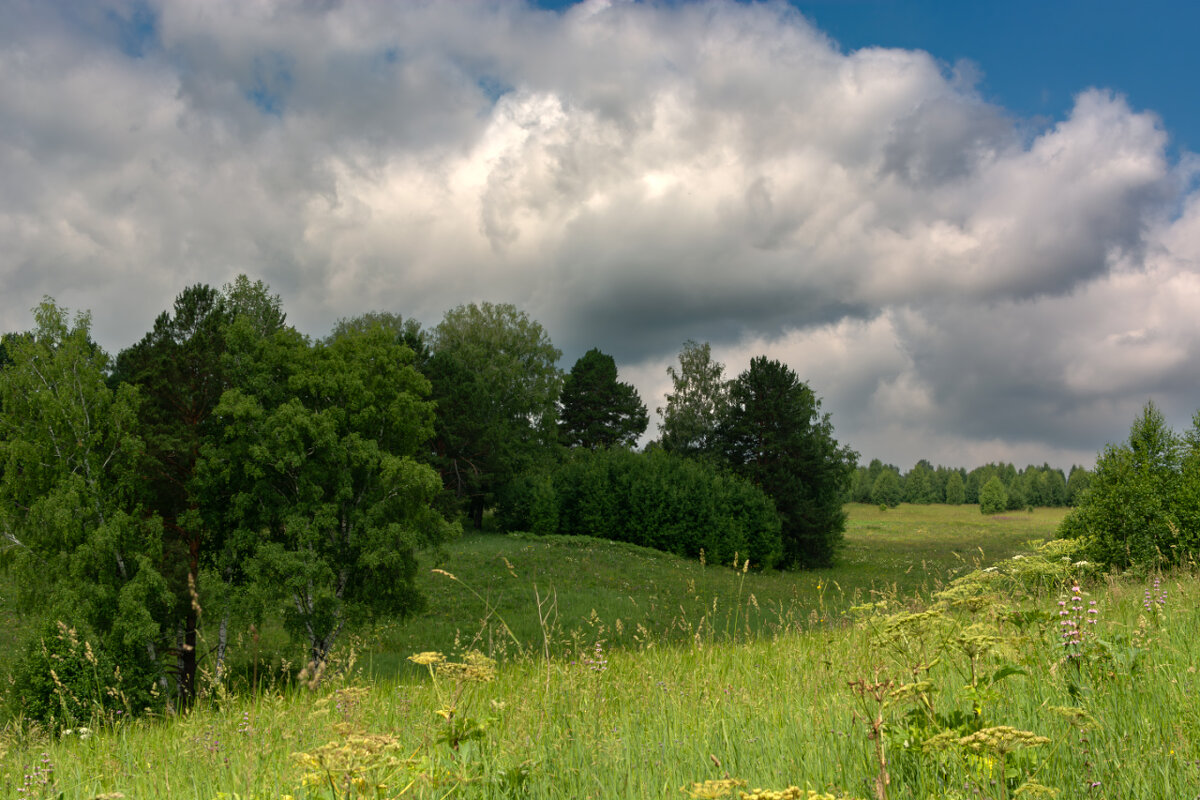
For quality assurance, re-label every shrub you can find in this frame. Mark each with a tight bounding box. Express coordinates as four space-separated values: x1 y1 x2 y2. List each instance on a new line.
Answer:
7 619 148 728
499 448 783 569
497 472 558 535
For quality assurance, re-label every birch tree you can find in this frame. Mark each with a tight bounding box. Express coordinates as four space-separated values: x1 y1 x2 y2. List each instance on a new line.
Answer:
197 319 455 669
0 300 171 699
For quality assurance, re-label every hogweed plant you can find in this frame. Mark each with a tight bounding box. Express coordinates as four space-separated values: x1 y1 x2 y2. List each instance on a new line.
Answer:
292 729 417 799
407 650 497 751
682 778 865 800
923 726 1051 800
847 673 895 800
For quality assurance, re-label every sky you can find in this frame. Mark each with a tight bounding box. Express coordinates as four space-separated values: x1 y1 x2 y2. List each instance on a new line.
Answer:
3 0 1199 472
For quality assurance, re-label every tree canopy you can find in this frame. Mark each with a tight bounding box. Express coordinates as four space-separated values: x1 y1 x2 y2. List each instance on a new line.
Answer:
871 468 903 508
658 340 729 458
714 356 856 568
0 301 171 710
1060 401 1200 567
196 319 455 667
426 302 562 528
109 284 234 703
1 285 464 721
559 348 648 450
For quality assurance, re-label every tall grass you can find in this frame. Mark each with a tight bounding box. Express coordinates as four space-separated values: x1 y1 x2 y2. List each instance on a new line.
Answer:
9 505 1199 799
4 561 1197 798
373 504 1070 673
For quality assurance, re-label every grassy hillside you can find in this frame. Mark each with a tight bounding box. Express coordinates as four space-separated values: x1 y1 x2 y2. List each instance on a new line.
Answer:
2 508 1197 798
17 502 1159 800
371 504 1069 674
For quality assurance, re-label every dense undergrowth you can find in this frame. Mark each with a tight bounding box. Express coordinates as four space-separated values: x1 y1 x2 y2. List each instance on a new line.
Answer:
3 506 1198 799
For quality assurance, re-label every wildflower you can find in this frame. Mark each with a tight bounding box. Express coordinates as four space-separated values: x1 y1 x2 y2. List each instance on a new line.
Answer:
583 641 608 672
408 651 446 667
1058 583 1095 659
1013 780 1059 798
958 726 1050 755
434 650 496 682
682 778 745 798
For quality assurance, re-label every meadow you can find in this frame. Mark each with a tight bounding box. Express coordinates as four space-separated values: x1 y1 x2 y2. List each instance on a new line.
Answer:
4 504 1199 799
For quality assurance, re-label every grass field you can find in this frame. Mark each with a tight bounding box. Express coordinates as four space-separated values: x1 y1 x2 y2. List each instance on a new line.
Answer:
9 503 1200 800
372 504 1070 674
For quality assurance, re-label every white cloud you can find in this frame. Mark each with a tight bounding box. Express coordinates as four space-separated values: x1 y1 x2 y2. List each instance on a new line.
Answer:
1 0 1198 470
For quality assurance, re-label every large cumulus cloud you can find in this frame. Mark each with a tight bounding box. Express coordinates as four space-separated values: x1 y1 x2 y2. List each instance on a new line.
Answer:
1 0 1197 468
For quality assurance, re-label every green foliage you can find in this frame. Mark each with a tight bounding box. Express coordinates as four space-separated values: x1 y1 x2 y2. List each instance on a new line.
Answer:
110 284 235 704
497 472 559 536
427 303 563 528
871 468 903 508
658 340 730 457
903 461 938 504
854 462 1070 510
715 357 856 568
7 619 152 728
221 274 287 336
0 300 172 716
0 332 16 370
1059 401 1197 568
1065 465 1092 506
500 448 783 569
558 348 648 449
979 476 1008 515
945 472 966 505
327 310 427 359
196 320 456 667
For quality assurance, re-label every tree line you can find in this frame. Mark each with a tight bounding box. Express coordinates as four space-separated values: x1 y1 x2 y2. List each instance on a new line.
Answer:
503 342 856 570
848 459 1093 511
0 282 856 721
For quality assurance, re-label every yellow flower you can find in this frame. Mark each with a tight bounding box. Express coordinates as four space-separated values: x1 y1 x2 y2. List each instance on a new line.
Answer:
408 651 445 666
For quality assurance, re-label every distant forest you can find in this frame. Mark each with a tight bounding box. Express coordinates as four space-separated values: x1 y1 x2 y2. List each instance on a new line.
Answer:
848 459 1091 509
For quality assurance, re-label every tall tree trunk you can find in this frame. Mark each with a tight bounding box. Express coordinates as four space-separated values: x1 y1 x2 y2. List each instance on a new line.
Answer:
470 495 485 530
180 606 197 706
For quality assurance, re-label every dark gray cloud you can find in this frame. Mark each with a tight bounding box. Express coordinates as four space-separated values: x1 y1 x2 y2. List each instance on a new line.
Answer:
1 0 1197 469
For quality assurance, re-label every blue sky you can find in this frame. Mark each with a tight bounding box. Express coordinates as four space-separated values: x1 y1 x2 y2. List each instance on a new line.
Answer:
797 0 1200 154
2 0 1199 470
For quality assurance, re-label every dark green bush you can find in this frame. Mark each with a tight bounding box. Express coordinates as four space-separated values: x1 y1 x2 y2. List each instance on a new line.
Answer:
497 472 558 535
7 619 154 728
499 448 782 569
